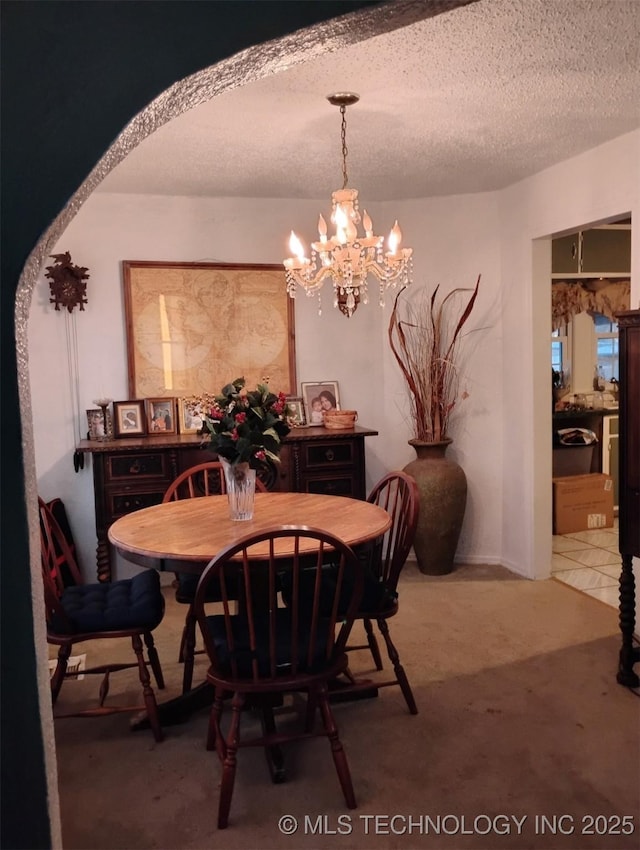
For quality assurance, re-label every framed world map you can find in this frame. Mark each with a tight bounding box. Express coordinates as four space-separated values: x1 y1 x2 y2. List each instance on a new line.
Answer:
122 261 297 399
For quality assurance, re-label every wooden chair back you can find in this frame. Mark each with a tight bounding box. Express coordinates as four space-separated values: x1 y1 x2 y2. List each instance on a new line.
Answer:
39 496 83 632
367 471 419 592
163 461 267 502
194 526 364 689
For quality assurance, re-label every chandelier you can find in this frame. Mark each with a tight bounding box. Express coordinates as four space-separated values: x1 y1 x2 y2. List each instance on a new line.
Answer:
283 93 413 318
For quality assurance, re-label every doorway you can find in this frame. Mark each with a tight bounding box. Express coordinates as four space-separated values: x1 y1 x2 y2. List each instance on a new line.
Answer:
549 216 631 607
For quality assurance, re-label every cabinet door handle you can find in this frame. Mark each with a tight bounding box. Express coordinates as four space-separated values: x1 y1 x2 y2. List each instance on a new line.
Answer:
129 461 140 474
325 449 335 462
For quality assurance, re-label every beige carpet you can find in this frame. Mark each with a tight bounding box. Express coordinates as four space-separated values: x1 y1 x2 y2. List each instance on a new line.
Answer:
51 563 640 850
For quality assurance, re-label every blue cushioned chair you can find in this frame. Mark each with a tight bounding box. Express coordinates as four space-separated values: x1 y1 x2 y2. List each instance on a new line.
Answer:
39 497 166 741
193 526 364 829
162 461 267 694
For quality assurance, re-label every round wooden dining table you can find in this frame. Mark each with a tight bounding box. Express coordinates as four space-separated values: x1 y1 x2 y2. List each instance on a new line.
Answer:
108 491 391 573
108 492 391 751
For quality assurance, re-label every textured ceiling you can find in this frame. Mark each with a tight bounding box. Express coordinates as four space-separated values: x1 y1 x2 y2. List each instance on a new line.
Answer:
97 0 640 201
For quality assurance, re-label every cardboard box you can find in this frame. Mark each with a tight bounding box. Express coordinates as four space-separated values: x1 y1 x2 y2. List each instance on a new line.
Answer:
552 473 614 535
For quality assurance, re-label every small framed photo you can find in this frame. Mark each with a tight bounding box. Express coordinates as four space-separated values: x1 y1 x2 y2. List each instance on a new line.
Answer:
178 398 206 434
145 398 177 435
86 408 112 440
113 400 146 437
301 382 340 425
285 396 307 427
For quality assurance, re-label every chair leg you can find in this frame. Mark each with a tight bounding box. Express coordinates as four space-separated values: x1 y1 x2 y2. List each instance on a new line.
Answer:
363 617 383 670
177 623 187 663
316 683 357 809
207 688 227 758
181 608 198 694
305 688 318 732
218 692 244 829
131 633 164 742
50 643 71 705
143 631 165 689
377 618 418 715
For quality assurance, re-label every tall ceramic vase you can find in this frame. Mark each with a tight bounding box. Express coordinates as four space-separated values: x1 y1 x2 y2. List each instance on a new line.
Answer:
403 438 467 575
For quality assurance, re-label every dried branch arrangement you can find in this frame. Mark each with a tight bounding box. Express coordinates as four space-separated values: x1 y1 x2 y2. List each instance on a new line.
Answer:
388 275 481 442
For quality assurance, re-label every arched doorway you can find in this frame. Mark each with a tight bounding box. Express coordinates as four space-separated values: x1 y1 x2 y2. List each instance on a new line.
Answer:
9 3 438 844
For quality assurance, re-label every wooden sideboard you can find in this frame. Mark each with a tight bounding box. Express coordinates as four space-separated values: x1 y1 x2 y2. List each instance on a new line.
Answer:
615 309 640 687
77 424 378 581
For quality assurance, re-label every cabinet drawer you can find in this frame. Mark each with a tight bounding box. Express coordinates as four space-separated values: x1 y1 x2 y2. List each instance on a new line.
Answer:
305 441 355 468
108 490 165 519
305 475 357 497
106 452 170 480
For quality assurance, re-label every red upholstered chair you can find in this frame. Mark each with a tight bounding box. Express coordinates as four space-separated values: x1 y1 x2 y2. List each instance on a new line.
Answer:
343 471 420 713
39 497 165 741
193 526 364 829
162 461 267 693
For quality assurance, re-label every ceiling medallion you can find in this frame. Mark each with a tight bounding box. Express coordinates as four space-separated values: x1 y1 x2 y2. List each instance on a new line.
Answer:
283 92 412 318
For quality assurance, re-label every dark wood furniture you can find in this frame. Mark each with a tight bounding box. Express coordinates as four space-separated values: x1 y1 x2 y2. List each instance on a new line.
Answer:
39 498 166 741
615 309 640 688
78 424 377 581
193 526 364 828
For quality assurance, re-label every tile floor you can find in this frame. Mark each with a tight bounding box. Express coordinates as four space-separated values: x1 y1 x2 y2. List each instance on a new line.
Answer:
552 519 625 609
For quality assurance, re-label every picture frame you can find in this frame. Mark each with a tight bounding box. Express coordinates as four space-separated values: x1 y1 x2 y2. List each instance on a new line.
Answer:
122 261 297 398
301 382 341 426
285 396 307 427
86 408 113 441
178 397 206 434
145 398 177 435
113 400 146 437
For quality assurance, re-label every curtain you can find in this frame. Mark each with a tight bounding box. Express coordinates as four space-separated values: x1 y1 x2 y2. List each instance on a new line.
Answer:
552 279 630 330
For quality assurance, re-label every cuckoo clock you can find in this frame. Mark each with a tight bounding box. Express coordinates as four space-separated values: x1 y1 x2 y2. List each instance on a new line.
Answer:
45 252 89 312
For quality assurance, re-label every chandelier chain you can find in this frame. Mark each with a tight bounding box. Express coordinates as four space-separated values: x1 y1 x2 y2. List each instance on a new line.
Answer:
340 105 349 189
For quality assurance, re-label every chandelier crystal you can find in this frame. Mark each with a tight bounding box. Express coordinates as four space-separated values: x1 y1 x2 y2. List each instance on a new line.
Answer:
283 93 413 318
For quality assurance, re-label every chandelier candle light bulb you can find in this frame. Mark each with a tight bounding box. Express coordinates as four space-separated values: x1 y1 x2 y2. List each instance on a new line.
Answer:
283 92 412 317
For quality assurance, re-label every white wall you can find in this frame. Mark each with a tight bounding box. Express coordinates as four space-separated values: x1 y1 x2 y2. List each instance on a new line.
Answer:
498 129 639 579
29 191 502 577
28 129 639 581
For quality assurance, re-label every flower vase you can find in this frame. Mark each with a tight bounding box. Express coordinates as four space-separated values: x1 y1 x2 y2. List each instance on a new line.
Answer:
403 438 467 575
220 459 256 521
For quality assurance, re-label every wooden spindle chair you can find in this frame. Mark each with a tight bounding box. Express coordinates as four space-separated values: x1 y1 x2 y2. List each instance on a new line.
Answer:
162 461 267 693
39 497 166 741
343 471 420 713
193 526 364 829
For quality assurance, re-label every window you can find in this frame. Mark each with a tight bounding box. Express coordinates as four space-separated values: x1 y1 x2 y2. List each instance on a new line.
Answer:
551 324 570 378
593 313 619 380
